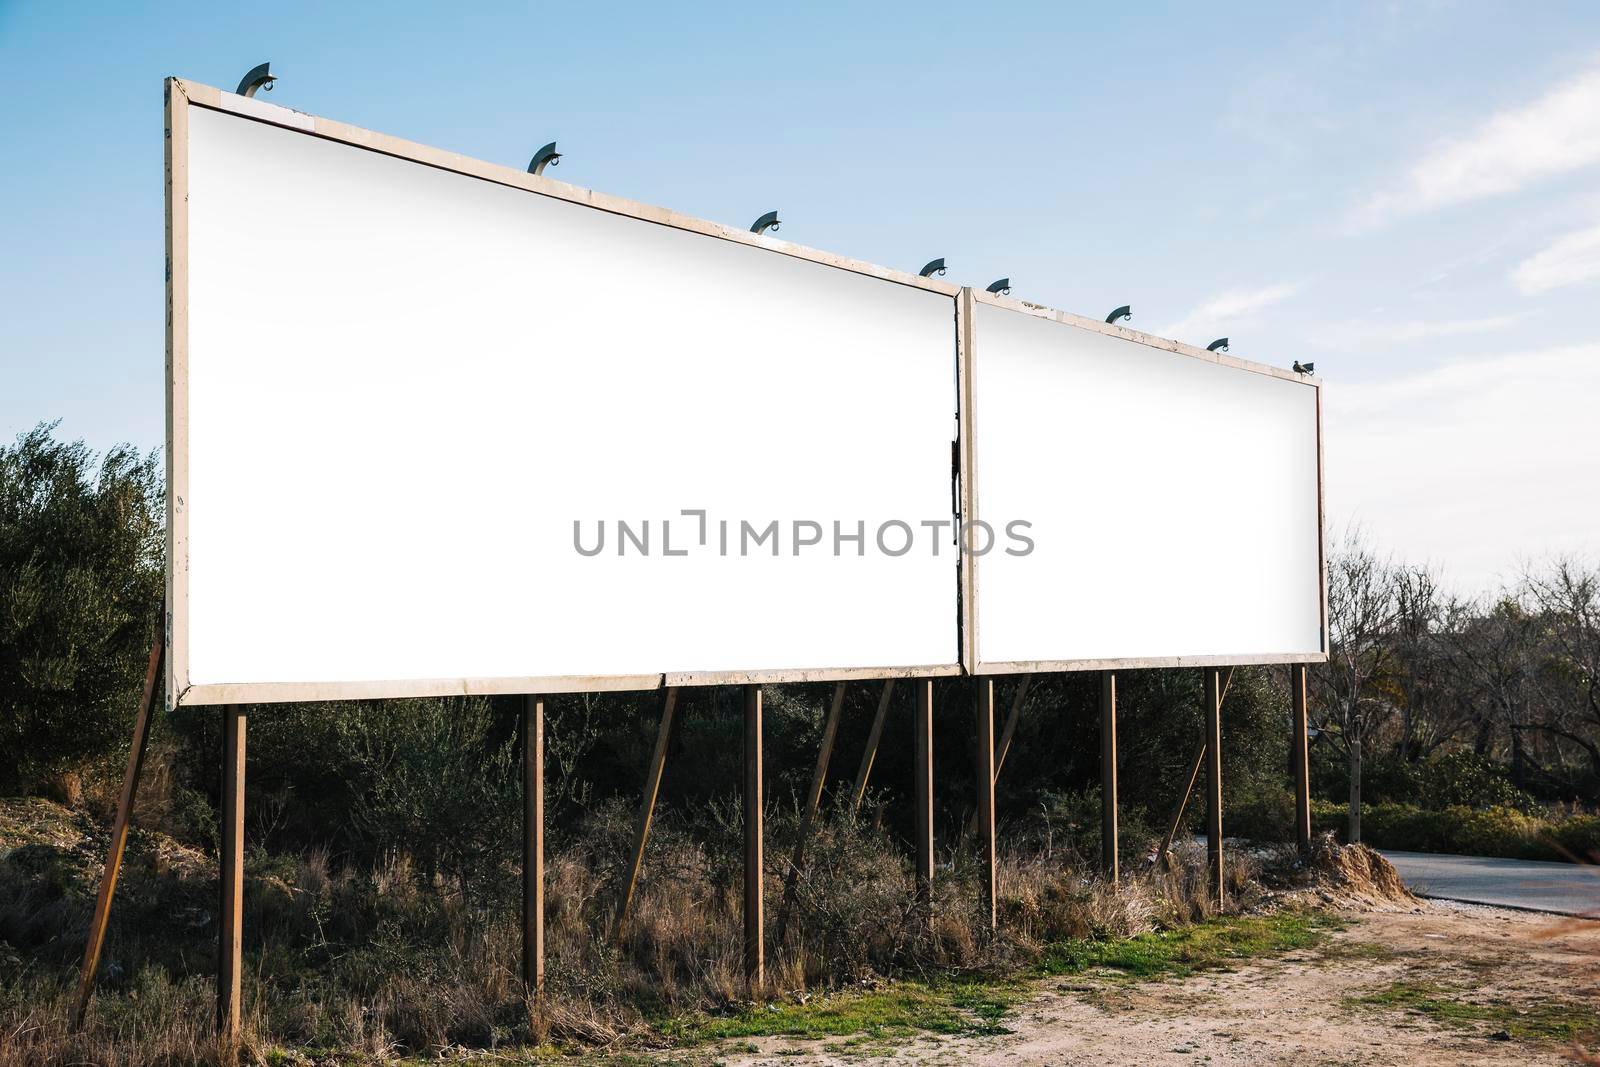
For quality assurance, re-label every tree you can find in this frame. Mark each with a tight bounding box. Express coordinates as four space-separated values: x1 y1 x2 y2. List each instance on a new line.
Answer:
1444 593 1539 788
0 424 162 793
1521 558 1600 793
1315 532 1399 843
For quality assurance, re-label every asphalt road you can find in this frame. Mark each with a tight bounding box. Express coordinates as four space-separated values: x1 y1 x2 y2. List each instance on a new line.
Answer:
1381 848 1600 917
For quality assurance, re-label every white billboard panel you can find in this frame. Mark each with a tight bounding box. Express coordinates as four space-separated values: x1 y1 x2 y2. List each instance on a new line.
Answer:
168 85 960 705
967 296 1325 670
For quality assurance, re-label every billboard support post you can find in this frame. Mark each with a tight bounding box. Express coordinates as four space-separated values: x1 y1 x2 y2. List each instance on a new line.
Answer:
974 678 996 930
1100 671 1119 880
1291 664 1313 852
849 680 896 816
914 680 934 920
776 682 847 944
1157 740 1206 870
218 704 246 1054
1203 669 1225 906
74 617 165 1028
743 686 764 989
967 674 1032 837
613 688 679 945
1155 667 1234 868
522 696 545 994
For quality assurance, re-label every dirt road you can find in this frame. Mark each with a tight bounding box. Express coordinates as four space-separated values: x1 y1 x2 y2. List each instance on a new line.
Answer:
719 902 1600 1066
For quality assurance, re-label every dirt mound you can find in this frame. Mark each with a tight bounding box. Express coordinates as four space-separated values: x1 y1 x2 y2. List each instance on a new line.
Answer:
1304 832 1416 906
1248 832 1417 910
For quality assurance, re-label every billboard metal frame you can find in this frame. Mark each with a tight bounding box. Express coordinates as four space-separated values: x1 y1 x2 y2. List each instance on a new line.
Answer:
165 77 1326 710
164 77 964 710
955 288 1329 676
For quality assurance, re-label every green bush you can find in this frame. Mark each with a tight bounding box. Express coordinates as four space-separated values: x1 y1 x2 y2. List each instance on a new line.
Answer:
1030 787 1157 866
1319 751 1538 812
0 424 162 793
1414 752 1538 811
1224 786 1298 842
1311 800 1600 863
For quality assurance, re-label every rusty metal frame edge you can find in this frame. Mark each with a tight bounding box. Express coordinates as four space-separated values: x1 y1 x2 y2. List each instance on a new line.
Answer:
165 78 191 711
969 287 1321 388
973 651 1328 676
175 664 966 707
666 663 960 687
164 78 967 708
1315 380 1330 657
956 288 979 674
173 79 961 300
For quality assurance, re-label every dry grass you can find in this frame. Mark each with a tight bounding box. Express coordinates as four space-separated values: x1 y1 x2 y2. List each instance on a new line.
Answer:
0 796 1376 1065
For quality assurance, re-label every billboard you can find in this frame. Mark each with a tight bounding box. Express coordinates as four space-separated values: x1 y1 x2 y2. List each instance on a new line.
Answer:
961 292 1325 672
166 80 962 706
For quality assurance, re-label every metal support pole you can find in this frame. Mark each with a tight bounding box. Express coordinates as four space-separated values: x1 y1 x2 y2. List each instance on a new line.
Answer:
743 685 764 989
523 696 545 994
1155 667 1234 870
1203 668 1225 907
218 704 246 1051
1292 664 1312 852
1100 671 1118 880
914 679 934 917
968 675 1032 837
74 621 164 1028
849 680 895 816
775 682 846 944
613 687 678 944
974 677 996 930
1156 740 1206 869
993 673 1032 778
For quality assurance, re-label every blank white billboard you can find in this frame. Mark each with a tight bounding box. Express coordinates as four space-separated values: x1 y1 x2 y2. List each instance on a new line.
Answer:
967 296 1324 670
168 84 960 705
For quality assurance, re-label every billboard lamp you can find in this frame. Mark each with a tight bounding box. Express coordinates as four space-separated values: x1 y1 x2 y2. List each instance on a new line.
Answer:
528 142 561 176
236 62 275 98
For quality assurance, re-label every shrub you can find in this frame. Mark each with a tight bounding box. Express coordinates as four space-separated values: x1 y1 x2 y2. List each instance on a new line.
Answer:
1024 787 1158 868
1224 786 1298 842
0 425 162 795
1311 800 1600 862
1414 751 1537 811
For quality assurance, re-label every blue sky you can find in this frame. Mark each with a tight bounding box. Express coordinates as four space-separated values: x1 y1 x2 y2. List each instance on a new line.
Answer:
2 1 1597 590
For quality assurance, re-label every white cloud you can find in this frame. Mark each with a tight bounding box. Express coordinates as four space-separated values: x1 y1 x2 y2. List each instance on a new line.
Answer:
1311 314 1521 349
1323 344 1600 591
1357 68 1600 226
1511 222 1600 294
1158 282 1301 343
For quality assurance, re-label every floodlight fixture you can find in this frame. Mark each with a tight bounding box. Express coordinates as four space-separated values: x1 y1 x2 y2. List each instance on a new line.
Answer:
236 62 275 98
528 142 561 176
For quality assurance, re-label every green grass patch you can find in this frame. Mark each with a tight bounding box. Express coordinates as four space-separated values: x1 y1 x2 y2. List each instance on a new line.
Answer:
1039 911 1344 981
1347 981 1600 1043
664 912 1338 1050
662 976 1027 1044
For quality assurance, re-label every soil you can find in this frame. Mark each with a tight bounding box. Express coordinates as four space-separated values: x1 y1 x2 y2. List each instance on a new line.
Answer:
718 902 1600 1066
